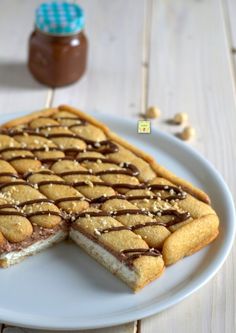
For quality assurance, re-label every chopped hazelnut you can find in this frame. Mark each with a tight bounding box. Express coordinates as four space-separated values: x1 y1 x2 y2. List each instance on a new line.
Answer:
173 112 188 125
146 106 161 119
180 126 196 141
94 228 101 236
86 180 94 187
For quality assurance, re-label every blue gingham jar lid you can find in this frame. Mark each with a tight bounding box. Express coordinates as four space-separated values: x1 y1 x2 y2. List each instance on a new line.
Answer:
35 2 85 35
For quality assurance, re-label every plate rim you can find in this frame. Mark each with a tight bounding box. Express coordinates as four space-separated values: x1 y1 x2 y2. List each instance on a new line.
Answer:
0 110 235 330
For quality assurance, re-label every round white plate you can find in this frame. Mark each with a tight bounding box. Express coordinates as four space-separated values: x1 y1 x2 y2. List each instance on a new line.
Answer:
0 111 235 331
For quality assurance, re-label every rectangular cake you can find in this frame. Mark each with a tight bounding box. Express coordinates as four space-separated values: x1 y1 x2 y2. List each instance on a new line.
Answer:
0 105 219 291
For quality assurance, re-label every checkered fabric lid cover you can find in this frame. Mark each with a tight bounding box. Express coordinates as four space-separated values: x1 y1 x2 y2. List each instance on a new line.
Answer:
35 2 85 35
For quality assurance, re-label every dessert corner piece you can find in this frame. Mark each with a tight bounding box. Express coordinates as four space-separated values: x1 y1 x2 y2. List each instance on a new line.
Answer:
0 105 219 291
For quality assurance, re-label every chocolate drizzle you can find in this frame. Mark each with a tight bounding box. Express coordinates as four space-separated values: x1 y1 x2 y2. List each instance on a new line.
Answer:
0 209 62 219
27 211 62 218
24 170 54 179
35 180 67 187
0 112 193 266
9 130 47 138
90 194 126 203
76 209 190 225
34 124 69 130
95 162 139 176
18 198 55 207
37 117 86 126
0 196 88 210
54 196 89 204
111 183 147 190
74 157 118 163
38 157 73 164
46 133 100 145
147 184 186 200
95 169 136 176
89 140 119 154
0 181 34 190
73 182 186 201
0 129 119 154
0 210 25 217
0 172 19 178
0 146 83 154
91 191 186 203
0 147 33 153
73 181 111 187
25 161 139 178
99 221 166 234
120 248 161 262
47 115 85 121
0 204 17 209
58 170 92 177
36 124 87 131
7 156 37 163
69 122 88 129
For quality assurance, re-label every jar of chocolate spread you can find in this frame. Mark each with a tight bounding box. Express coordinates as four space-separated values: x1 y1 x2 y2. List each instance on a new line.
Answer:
28 2 88 87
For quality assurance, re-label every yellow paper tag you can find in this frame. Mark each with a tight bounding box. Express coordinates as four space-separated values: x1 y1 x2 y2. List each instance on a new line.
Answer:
137 120 151 134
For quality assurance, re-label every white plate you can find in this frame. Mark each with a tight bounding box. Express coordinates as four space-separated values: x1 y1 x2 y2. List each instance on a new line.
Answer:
0 111 235 331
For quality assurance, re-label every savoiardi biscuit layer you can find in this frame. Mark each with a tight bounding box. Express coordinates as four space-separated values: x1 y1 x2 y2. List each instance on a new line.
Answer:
0 105 219 291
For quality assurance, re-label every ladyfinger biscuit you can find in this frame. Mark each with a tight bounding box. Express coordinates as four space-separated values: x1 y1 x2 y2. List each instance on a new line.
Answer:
0 105 219 290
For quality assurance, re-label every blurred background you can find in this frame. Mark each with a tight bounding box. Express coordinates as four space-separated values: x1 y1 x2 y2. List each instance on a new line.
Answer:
0 1 235 333
1 0 236 147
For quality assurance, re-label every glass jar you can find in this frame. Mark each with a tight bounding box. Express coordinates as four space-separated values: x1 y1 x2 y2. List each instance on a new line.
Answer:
28 2 88 87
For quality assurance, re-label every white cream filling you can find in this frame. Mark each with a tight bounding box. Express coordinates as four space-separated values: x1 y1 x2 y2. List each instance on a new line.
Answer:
0 230 66 262
70 229 137 284
1 227 138 288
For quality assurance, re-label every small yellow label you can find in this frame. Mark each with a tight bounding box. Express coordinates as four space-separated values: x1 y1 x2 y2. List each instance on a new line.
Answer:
137 120 151 134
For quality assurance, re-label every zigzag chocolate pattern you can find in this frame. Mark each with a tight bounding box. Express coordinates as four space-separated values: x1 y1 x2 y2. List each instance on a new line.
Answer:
0 111 192 265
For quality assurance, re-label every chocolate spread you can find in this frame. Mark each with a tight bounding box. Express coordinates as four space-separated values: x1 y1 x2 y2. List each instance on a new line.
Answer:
28 30 88 87
0 224 65 255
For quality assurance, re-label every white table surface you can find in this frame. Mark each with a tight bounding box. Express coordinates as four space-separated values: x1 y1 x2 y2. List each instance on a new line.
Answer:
0 0 235 332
